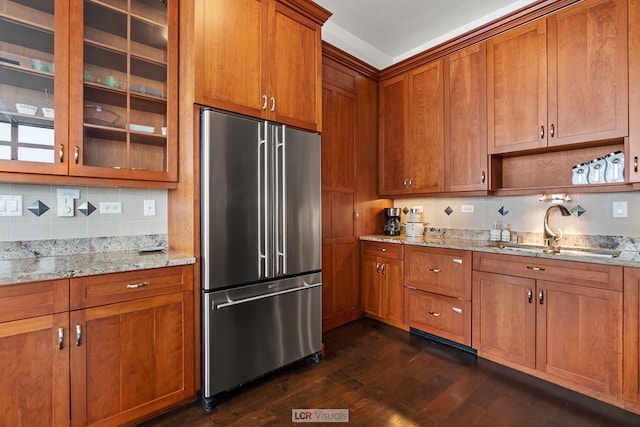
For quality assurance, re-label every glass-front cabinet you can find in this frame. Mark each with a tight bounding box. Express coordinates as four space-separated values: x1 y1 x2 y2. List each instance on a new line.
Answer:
69 0 177 181
0 0 68 174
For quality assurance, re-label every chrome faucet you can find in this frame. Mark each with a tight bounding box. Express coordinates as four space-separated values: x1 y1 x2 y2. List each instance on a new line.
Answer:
543 205 571 248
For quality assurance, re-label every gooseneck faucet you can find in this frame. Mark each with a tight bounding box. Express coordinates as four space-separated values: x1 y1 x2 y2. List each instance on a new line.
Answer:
543 205 572 248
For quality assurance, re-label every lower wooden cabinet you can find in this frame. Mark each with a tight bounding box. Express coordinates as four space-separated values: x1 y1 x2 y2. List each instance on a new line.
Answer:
624 267 640 411
360 241 404 326
473 252 623 400
0 265 194 427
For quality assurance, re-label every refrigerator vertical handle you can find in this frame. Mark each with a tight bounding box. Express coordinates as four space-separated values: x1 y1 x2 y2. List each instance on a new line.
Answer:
276 126 286 275
258 123 268 278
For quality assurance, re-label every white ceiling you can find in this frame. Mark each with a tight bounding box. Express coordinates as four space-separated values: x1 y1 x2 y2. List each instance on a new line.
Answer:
313 0 539 70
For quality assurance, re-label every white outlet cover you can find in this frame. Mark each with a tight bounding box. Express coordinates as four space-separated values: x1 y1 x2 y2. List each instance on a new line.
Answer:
612 201 628 218
461 204 474 213
144 200 156 216
100 202 122 214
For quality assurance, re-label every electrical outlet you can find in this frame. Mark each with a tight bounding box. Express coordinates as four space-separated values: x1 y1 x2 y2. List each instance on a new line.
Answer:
461 204 474 213
100 201 122 214
612 201 627 218
144 200 156 216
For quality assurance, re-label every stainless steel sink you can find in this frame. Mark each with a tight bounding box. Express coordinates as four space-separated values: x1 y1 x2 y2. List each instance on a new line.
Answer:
488 242 620 258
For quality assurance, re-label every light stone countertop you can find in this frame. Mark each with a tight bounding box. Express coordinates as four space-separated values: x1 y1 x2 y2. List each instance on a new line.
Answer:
360 234 640 268
0 236 196 286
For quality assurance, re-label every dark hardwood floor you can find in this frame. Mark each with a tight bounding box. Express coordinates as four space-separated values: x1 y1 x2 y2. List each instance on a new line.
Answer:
139 318 640 426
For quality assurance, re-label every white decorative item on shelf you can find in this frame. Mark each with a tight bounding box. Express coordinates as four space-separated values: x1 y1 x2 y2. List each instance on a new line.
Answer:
42 107 54 118
129 124 155 133
571 163 589 185
604 151 624 183
15 103 37 115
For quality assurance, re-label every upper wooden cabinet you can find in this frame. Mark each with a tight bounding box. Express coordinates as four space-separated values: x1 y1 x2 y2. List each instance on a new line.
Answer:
0 0 69 175
628 0 640 185
488 0 628 154
379 60 444 196
69 0 178 182
444 43 488 192
194 0 330 132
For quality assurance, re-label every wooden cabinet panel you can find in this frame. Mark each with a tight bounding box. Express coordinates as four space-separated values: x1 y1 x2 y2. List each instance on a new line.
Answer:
629 0 640 183
488 19 547 154
537 280 622 397
194 0 328 131
379 74 408 195
404 288 471 346
548 0 627 146
444 43 488 192
473 251 623 291
624 267 640 407
194 0 266 118
0 279 68 323
0 313 70 426
473 271 536 368
269 2 322 130
404 246 471 299
360 241 403 326
408 60 444 193
322 241 359 330
70 265 193 310
70 291 194 426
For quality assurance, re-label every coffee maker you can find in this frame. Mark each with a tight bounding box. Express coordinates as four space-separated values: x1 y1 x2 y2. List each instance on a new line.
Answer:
383 208 401 236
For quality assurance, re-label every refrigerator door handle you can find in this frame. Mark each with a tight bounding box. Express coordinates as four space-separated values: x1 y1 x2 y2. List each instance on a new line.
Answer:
215 282 321 309
276 126 286 275
258 122 268 278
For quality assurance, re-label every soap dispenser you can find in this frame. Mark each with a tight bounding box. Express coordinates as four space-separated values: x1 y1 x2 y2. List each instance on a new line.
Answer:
490 223 500 242
501 224 511 242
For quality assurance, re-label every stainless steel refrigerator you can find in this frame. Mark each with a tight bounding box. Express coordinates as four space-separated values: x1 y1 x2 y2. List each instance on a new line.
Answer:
200 108 322 411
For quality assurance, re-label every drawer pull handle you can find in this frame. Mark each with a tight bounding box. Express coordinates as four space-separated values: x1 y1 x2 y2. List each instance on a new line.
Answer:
428 311 441 317
377 247 386 252
376 262 381 273
429 268 441 273
452 258 462 265
381 264 386 275
539 290 544 305
127 281 151 289
76 325 82 346
526 266 545 271
58 328 64 350
452 307 463 314
527 289 533 303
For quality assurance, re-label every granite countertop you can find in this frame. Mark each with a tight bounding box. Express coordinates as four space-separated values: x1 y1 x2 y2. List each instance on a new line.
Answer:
361 234 640 268
0 236 196 286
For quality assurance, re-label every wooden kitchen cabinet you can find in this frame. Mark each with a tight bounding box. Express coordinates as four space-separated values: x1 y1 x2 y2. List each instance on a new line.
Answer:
69 0 178 182
379 59 444 196
69 265 194 426
488 0 627 154
0 0 69 175
403 246 472 345
444 43 488 192
360 241 404 326
194 0 329 132
0 279 70 426
628 0 640 185
624 267 640 410
473 252 623 400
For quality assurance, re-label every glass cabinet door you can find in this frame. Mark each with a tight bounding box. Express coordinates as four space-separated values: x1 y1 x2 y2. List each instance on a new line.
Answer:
0 0 68 174
70 0 176 181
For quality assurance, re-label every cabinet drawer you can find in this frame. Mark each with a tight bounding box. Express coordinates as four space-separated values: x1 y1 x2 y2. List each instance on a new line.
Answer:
404 246 471 299
70 265 193 310
361 241 403 259
0 280 69 323
473 252 622 291
404 287 471 346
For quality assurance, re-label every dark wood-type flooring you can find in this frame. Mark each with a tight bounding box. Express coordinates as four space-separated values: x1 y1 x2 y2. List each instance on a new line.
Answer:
139 318 640 426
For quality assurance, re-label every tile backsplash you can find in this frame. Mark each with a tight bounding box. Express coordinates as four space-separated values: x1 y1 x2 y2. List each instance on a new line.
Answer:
0 183 167 241
395 191 640 238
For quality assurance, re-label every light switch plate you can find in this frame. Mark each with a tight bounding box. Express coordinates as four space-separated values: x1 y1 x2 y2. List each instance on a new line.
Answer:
0 195 22 216
461 204 474 213
612 201 628 218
